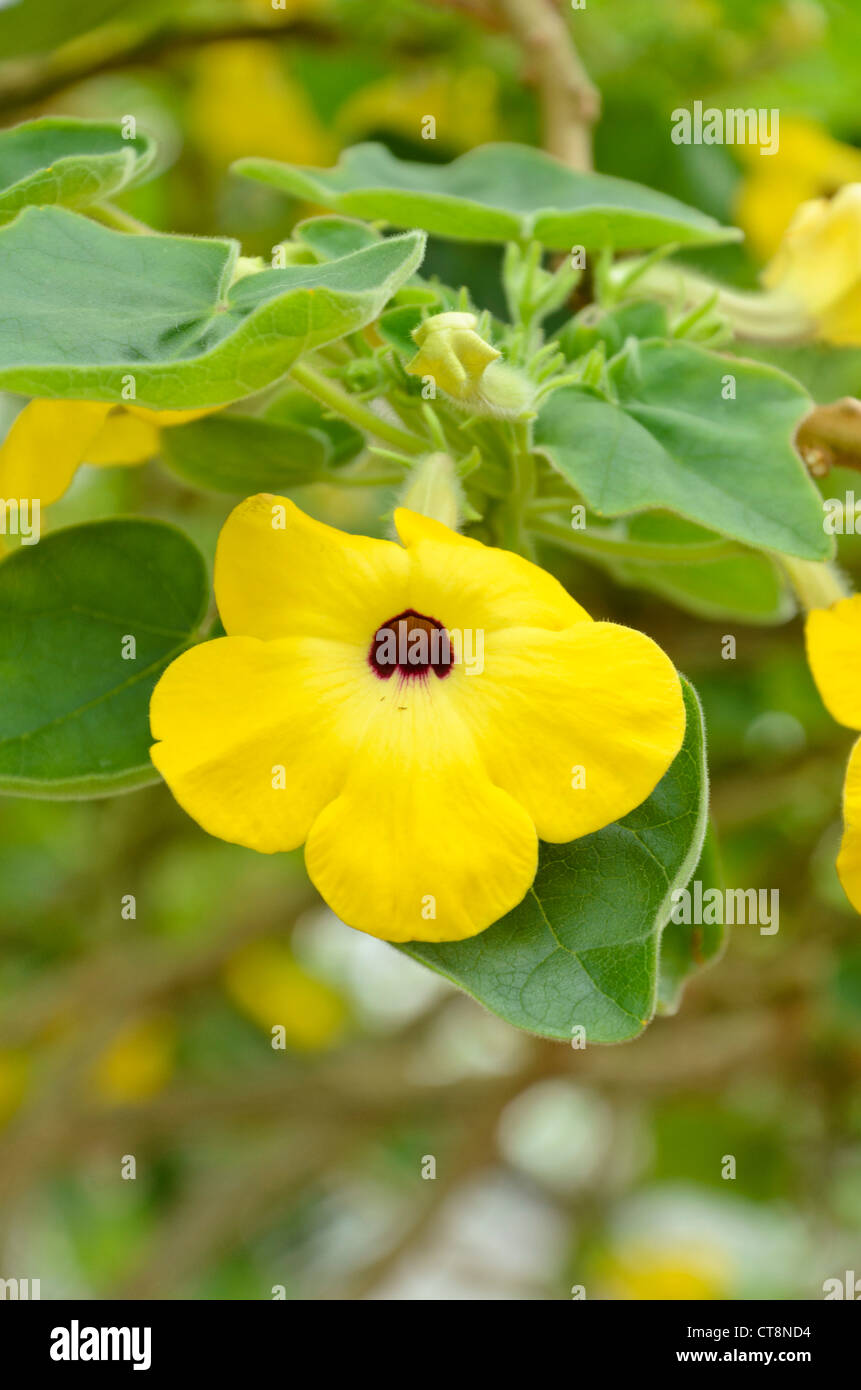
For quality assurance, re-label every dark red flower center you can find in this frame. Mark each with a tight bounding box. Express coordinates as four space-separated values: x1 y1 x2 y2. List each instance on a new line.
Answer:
369 609 453 680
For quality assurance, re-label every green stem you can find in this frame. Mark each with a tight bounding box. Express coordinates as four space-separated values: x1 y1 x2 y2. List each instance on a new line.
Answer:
532 518 738 564
780 556 850 611
609 260 811 342
90 202 156 235
498 421 536 555
290 361 428 455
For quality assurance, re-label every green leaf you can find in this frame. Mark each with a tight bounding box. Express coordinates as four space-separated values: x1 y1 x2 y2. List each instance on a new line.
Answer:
376 304 425 357
0 207 426 409
556 300 670 359
0 519 207 798
657 822 726 1014
262 388 364 467
402 678 708 1044
733 341 861 404
0 0 128 61
160 413 330 493
597 514 795 624
294 213 382 260
534 340 830 561
235 142 740 251
0 117 155 224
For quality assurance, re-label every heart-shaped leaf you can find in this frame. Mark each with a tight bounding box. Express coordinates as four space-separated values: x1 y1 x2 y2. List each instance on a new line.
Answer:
0 519 207 798
534 340 830 561
235 142 740 251
0 207 425 409
0 117 155 224
403 677 707 1044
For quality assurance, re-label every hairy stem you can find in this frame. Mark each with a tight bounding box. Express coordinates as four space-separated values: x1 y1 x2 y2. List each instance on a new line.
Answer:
290 361 428 455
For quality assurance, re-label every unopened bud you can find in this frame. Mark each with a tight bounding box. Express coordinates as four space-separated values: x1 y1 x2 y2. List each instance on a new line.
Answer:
397 452 464 530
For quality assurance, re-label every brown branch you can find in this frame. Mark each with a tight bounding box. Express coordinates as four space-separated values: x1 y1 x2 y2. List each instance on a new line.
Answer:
495 0 600 170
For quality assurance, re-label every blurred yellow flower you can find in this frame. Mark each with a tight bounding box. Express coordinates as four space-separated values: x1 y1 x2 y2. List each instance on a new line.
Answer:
805 594 861 914
0 1049 30 1127
761 184 861 346
597 1242 730 1300
337 67 499 151
223 940 347 1050
149 495 685 943
190 40 335 168
91 1016 177 1104
0 399 212 506
736 116 861 261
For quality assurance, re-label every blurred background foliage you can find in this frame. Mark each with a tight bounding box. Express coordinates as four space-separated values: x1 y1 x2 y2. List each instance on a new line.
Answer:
0 0 860 1300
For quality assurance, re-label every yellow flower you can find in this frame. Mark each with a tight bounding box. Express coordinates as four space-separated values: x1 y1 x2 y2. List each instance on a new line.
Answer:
223 940 346 1050
0 399 212 506
150 495 685 943
762 185 861 346
337 66 499 152
190 40 335 169
597 1242 730 1300
805 594 861 913
735 116 861 261
91 1015 176 1104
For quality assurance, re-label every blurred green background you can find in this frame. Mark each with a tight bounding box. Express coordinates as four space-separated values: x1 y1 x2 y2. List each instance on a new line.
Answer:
0 0 860 1300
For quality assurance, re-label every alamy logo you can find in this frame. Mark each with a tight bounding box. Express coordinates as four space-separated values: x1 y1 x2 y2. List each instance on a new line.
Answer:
823 1271 861 1299
0 498 40 545
50 1320 152 1371
670 881 779 934
0 1277 40 1299
671 102 779 155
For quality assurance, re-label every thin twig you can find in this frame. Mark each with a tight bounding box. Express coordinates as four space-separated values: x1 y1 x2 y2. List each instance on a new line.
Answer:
495 0 600 170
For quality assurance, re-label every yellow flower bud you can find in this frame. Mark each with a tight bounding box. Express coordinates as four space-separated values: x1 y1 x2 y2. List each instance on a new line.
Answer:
762 184 861 345
407 312 501 401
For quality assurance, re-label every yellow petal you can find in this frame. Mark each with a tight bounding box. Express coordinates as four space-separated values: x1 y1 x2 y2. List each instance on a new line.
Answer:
125 405 216 427
0 399 112 504
86 410 161 466
304 676 538 942
734 169 821 262
215 493 410 643
150 634 368 854
456 622 685 841
816 284 861 347
805 594 861 730
763 185 861 338
838 738 861 915
394 507 589 632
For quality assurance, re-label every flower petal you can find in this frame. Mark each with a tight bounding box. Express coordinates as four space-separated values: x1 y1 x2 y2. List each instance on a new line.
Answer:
150 635 368 853
305 679 538 943
215 493 410 642
394 507 589 632
457 621 686 841
86 410 161 466
837 737 861 915
0 400 112 505
805 594 861 730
